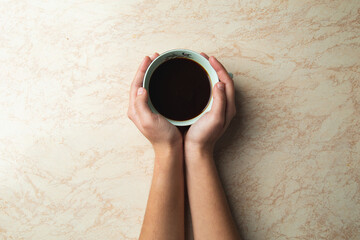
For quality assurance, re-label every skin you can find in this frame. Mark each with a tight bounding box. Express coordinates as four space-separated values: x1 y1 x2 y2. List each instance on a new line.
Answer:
128 53 184 240
184 53 240 240
128 52 240 240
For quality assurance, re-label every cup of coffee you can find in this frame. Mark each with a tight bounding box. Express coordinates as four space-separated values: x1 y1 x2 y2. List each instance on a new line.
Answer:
143 49 219 126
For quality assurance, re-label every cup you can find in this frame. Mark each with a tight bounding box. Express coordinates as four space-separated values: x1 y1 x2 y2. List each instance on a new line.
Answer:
143 49 219 126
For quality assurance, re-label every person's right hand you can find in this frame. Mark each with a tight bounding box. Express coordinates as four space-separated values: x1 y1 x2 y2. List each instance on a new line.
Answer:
128 53 182 153
184 54 236 156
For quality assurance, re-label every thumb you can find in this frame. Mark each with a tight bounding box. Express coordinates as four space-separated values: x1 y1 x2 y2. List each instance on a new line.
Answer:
134 87 154 123
210 82 226 124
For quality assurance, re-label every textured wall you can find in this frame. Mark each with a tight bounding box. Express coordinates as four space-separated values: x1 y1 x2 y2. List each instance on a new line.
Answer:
0 0 359 239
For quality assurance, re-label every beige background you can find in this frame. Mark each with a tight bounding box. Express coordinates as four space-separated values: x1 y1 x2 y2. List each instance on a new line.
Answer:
1 0 360 239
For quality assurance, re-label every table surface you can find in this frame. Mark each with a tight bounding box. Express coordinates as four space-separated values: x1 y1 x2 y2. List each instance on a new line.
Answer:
1 0 359 239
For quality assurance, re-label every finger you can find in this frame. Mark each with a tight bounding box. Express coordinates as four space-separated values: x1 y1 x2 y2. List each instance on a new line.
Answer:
210 82 226 127
209 56 233 85
131 56 152 96
200 52 209 60
129 56 152 108
134 87 154 129
150 52 159 61
209 56 236 125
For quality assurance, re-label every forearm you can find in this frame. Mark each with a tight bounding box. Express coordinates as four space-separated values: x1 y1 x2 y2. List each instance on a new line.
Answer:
185 148 240 240
139 145 185 240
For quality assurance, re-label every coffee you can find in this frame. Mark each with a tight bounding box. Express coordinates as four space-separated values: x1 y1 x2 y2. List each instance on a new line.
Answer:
149 58 211 121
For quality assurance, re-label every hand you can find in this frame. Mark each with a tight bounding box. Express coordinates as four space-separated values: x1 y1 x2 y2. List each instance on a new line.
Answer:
128 53 182 153
184 53 236 155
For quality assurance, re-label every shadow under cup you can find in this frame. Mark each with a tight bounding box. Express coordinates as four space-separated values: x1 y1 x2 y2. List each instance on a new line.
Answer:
143 49 219 126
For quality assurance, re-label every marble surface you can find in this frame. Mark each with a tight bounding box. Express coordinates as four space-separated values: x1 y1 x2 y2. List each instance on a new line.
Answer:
0 0 359 239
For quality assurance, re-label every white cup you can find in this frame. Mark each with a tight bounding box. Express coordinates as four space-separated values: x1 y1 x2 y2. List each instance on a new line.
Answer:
143 49 219 126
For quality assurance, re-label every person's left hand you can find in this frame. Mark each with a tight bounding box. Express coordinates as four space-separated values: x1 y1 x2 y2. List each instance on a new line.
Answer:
128 53 182 152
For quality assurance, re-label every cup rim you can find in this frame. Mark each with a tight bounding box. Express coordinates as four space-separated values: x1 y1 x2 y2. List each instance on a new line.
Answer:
143 49 219 126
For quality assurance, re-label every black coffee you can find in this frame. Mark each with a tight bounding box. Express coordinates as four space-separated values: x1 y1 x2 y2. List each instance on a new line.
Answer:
149 58 211 121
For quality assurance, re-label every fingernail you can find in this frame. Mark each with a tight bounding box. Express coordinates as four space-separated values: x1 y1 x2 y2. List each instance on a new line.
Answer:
217 83 224 90
137 87 144 95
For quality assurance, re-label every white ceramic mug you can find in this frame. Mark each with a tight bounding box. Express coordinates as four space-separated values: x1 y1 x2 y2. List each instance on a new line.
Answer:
143 49 219 126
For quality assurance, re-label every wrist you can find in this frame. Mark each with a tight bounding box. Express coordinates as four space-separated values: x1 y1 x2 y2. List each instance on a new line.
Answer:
153 142 183 170
184 143 214 164
153 140 183 157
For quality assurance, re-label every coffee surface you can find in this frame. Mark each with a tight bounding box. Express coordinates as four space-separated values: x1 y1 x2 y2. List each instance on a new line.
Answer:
149 58 211 121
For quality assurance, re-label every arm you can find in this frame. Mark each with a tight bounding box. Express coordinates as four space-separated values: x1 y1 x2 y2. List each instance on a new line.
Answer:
140 145 184 240
184 54 240 240
128 53 184 240
185 149 239 240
